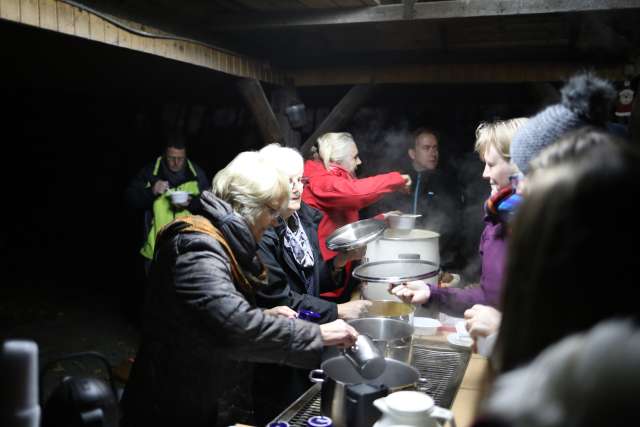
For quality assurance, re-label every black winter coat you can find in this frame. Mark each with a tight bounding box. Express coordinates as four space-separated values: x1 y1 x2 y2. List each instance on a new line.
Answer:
120 191 323 427
256 202 339 324
252 203 339 424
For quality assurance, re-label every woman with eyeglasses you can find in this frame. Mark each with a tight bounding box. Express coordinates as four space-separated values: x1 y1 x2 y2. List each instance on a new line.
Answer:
121 151 358 427
391 118 527 317
251 143 372 424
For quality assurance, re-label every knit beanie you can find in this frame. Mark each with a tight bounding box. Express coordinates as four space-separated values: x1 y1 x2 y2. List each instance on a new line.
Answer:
511 72 616 174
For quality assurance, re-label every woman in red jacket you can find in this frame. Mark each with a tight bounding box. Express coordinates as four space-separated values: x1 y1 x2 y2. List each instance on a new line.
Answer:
302 132 411 299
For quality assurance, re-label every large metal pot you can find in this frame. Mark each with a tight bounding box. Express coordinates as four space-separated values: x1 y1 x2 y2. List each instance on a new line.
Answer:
364 229 440 304
309 356 420 427
365 229 440 283
348 318 414 364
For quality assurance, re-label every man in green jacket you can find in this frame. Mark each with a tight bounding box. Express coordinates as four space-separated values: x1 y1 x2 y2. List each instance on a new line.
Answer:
125 133 209 273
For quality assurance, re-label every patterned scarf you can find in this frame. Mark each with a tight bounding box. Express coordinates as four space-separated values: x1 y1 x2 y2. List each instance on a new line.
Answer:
484 185 523 223
283 212 315 269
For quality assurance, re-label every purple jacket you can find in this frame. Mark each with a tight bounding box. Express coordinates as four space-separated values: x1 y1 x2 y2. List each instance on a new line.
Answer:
428 217 507 316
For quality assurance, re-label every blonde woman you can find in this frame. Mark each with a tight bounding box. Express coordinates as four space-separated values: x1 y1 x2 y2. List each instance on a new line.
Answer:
391 118 527 316
302 132 411 299
121 151 358 427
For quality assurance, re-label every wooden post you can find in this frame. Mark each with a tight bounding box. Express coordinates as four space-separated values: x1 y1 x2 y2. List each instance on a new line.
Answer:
236 78 283 146
300 84 376 157
271 84 303 148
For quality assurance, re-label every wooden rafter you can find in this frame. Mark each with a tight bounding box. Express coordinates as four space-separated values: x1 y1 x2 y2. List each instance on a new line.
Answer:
291 62 627 86
0 0 288 84
203 0 640 31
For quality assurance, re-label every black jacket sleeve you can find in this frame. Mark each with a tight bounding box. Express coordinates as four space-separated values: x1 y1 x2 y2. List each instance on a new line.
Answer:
125 163 157 211
256 229 338 324
187 162 210 212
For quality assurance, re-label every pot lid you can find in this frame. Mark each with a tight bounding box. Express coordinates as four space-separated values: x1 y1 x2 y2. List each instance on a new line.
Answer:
352 260 439 284
326 218 387 252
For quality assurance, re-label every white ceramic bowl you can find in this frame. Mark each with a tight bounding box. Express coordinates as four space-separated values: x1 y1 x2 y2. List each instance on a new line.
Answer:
169 190 189 204
413 317 442 336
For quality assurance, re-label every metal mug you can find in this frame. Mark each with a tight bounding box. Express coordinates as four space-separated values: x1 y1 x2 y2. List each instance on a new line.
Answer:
342 334 386 379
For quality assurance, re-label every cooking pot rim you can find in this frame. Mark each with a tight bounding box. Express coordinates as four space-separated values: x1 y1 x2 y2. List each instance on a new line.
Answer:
381 229 440 241
318 356 419 387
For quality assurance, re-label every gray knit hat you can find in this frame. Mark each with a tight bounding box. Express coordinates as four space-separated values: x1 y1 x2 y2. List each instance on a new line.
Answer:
511 72 616 174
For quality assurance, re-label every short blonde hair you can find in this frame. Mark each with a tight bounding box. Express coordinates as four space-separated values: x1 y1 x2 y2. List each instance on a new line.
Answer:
212 151 289 225
317 132 356 170
475 118 529 161
259 143 304 177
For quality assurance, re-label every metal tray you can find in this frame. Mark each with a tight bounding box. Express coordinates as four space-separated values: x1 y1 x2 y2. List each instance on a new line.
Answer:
352 259 439 283
325 218 387 252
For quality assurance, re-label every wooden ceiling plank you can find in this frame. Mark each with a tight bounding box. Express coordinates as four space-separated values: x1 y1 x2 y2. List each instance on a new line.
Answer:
291 62 626 86
298 0 339 9
205 0 640 31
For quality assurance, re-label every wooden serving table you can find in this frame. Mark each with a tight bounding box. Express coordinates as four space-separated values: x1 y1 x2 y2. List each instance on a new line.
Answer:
414 327 488 427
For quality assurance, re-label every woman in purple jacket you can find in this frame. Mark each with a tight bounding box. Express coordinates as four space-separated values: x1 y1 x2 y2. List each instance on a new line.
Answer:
391 118 527 316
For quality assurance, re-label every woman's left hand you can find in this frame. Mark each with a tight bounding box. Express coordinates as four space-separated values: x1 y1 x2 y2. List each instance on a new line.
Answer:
264 306 298 319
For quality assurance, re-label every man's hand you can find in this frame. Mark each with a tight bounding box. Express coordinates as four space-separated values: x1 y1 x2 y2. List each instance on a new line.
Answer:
264 306 298 319
388 280 430 305
463 304 501 339
337 300 372 320
400 174 412 193
320 319 359 348
152 180 170 196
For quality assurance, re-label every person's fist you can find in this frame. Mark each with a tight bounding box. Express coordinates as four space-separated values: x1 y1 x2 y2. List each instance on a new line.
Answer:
463 304 501 339
152 180 169 196
388 281 430 305
320 319 358 348
264 306 298 319
337 300 372 320
400 174 412 193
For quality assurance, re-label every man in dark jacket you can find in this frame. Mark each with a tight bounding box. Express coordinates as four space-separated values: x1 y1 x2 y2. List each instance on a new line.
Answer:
374 128 464 270
125 133 209 268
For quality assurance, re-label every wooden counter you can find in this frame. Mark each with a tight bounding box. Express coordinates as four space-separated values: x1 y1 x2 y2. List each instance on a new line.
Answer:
414 329 488 427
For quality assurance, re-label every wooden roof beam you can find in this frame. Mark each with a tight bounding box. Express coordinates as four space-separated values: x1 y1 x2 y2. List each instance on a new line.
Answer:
205 0 640 31
291 62 627 86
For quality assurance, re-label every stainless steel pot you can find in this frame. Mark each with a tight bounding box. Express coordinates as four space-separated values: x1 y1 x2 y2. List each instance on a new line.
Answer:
387 213 421 231
348 318 414 364
309 356 420 427
365 229 440 285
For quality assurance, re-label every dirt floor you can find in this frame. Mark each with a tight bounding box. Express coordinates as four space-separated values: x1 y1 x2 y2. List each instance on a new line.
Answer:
0 282 140 401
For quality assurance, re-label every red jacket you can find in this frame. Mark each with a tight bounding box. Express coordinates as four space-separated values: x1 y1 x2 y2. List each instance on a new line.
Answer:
302 159 407 261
